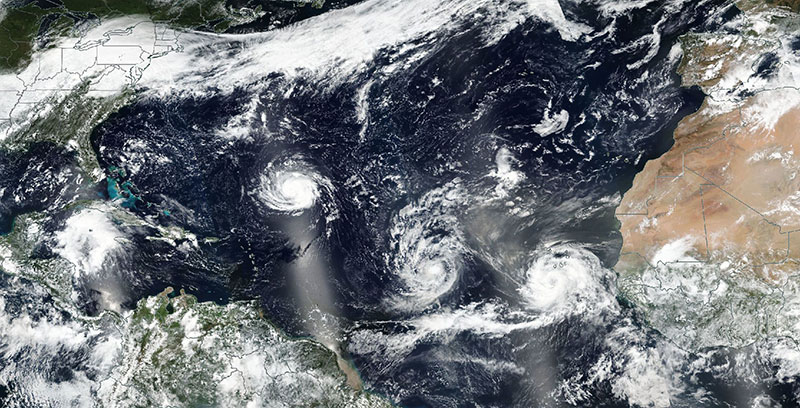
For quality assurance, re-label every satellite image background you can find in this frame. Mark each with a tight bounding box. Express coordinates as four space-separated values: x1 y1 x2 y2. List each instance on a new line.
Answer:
2 0 800 406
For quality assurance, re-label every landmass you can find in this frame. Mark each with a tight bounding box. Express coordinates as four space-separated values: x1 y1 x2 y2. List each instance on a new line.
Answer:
98 287 389 407
616 0 800 349
0 282 392 406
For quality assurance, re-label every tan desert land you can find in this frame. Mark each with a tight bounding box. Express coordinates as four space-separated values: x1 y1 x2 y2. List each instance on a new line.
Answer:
616 0 800 349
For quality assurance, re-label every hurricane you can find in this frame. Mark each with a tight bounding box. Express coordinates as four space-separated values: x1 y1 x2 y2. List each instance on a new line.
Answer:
520 243 615 315
386 183 467 312
255 157 331 215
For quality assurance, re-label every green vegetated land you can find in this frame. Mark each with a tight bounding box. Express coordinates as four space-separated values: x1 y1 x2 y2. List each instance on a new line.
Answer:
768 0 800 11
0 0 266 72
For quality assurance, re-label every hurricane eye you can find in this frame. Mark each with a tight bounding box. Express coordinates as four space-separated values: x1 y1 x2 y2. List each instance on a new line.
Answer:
257 167 324 215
